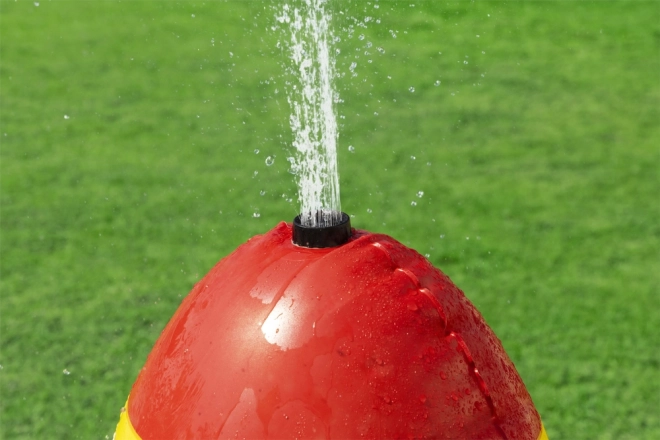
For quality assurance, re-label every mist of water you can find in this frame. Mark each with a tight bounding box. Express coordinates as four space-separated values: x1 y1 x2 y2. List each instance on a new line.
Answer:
276 0 342 228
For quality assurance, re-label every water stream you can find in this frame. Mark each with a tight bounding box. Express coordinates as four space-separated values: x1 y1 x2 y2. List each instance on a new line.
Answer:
276 0 342 228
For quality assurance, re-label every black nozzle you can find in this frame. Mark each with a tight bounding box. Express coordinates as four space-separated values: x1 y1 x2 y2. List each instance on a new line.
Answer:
292 212 352 248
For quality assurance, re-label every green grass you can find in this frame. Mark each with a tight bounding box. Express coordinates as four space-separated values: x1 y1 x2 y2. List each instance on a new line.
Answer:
1 1 658 438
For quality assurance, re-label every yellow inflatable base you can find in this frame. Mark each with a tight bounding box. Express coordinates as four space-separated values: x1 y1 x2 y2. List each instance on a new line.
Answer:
114 400 140 440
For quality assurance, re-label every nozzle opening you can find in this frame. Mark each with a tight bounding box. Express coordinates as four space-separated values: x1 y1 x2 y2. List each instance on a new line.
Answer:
292 212 351 248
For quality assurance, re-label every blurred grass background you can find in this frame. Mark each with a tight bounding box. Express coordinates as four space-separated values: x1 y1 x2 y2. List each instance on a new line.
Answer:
1 0 658 438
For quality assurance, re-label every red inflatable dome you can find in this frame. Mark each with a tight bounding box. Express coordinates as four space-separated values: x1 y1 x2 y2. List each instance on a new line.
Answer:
116 222 545 439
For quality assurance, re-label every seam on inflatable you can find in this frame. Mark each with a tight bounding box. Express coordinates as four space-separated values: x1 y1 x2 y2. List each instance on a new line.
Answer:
371 240 507 439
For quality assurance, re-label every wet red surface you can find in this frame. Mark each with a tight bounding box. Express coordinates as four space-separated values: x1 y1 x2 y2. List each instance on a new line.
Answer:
128 222 541 439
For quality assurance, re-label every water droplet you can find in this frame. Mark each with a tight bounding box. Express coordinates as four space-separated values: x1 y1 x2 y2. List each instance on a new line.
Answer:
411 201 417 206
348 145 355 153
377 47 385 54
464 60 468 64
63 369 70 375
349 62 357 71
410 155 416 160
409 86 415 93
417 191 424 198
337 346 351 356
191 14 195 18
33 1 39 5
253 212 261 218
265 156 274 166
358 34 365 40
63 115 70 119
254 149 260 154
476 34 480 38
434 80 441 86
260 190 266 196
366 208 372 213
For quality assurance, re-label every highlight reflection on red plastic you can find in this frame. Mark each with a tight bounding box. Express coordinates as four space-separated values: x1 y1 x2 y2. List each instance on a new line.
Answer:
128 222 541 439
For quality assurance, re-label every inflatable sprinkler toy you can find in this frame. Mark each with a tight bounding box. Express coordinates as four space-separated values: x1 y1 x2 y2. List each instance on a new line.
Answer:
115 212 547 439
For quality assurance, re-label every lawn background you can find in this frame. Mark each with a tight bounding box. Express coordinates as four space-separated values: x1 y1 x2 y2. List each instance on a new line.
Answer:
1 0 658 439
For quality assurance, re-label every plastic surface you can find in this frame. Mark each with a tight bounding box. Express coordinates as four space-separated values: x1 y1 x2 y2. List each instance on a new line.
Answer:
123 222 542 439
